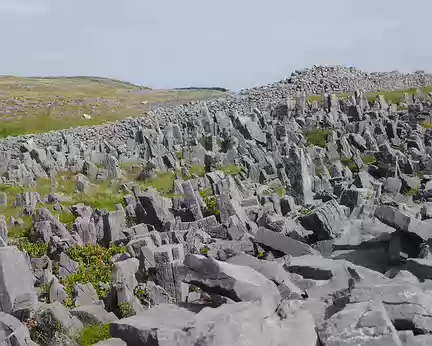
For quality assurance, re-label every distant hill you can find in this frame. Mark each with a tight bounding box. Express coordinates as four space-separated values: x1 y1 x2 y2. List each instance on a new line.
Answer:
173 87 230 92
0 76 227 137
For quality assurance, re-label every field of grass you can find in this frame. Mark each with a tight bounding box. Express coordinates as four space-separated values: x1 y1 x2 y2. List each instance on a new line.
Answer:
0 76 227 138
307 86 432 103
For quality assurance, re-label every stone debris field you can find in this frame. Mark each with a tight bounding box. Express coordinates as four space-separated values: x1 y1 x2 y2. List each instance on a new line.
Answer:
2 65 432 345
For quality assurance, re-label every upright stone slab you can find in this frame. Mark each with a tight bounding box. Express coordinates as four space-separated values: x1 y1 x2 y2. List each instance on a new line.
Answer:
154 244 188 302
0 247 36 316
284 147 313 205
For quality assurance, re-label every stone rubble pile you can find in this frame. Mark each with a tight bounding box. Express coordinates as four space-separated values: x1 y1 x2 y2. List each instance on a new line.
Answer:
1 66 432 345
244 65 432 97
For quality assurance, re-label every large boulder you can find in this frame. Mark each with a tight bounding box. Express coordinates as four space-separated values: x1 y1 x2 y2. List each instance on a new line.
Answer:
255 227 318 256
0 312 36 346
136 188 174 231
110 304 195 345
375 206 432 241
300 200 347 240
111 298 318 346
350 283 432 334
180 254 281 305
317 301 402 345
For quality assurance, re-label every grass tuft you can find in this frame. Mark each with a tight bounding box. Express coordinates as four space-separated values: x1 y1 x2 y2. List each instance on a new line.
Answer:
420 120 432 129
219 165 242 176
305 129 330 148
78 324 111 346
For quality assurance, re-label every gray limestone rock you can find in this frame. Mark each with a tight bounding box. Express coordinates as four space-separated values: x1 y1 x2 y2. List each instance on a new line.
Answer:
317 301 402 346
180 254 281 304
136 188 174 231
300 200 347 240
255 227 318 257
0 247 36 317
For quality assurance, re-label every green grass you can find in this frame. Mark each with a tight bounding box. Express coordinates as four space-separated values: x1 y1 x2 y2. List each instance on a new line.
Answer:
176 152 183 160
0 76 227 138
189 164 206 177
78 324 111 346
361 155 377 165
79 182 126 211
138 171 176 195
420 120 432 129
334 155 377 175
416 172 425 179
405 186 420 197
266 186 286 197
341 158 359 173
307 86 432 104
305 128 330 148
219 164 242 176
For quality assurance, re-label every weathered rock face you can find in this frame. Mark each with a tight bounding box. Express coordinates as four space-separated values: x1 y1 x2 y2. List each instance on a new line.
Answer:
2 65 432 345
0 247 36 317
317 301 402 346
284 147 313 205
136 188 174 231
300 200 347 240
111 298 318 346
180 254 281 304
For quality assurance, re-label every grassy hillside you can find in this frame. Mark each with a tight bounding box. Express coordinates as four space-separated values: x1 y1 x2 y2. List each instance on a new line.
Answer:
0 76 228 138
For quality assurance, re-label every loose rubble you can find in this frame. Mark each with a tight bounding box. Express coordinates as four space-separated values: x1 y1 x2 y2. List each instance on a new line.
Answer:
1 65 432 345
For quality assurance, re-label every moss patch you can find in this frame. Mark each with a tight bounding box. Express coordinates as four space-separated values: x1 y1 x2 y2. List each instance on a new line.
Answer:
341 158 359 173
305 129 330 148
361 155 377 165
420 120 432 129
78 324 111 346
219 164 242 176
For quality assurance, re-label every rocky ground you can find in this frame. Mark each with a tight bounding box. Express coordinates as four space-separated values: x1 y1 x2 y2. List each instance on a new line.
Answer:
1 65 432 345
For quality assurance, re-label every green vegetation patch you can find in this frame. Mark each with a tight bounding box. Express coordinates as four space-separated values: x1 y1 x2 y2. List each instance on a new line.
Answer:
405 186 420 197
119 302 134 318
199 190 220 217
219 164 242 176
341 158 359 173
16 239 48 258
305 128 331 148
188 164 206 178
420 120 432 129
61 244 127 307
361 155 377 165
79 324 111 346
138 171 176 195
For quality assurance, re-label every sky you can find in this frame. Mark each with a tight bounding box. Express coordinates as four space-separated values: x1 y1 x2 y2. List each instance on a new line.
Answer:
1 0 431 91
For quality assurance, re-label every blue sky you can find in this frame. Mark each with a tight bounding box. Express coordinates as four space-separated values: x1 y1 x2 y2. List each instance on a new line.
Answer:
1 0 431 90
